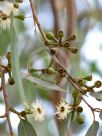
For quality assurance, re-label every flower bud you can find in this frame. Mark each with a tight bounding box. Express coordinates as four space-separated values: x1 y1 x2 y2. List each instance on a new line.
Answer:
68 47 78 54
13 3 19 8
78 79 84 87
47 68 55 74
58 31 64 38
94 81 102 88
15 15 25 21
77 106 83 113
8 77 15 85
50 48 58 55
67 35 76 41
63 42 70 48
20 111 26 117
46 32 55 40
77 116 84 124
28 68 38 73
72 90 79 99
83 75 92 81
58 68 64 74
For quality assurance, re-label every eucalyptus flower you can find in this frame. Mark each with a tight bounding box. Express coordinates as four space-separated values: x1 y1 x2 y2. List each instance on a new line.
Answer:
31 100 45 122
56 99 71 120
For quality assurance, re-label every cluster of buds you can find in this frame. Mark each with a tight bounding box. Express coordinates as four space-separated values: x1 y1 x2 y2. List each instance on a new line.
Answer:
76 75 102 94
71 90 84 124
0 0 23 30
45 31 77 55
0 52 15 87
71 75 102 124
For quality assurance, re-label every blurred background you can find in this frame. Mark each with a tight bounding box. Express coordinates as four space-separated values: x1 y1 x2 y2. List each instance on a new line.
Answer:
0 0 102 135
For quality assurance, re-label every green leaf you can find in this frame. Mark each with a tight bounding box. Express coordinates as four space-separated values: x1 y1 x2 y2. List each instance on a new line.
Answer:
85 121 99 136
10 14 26 102
99 111 102 120
18 119 37 136
90 91 102 101
21 73 67 92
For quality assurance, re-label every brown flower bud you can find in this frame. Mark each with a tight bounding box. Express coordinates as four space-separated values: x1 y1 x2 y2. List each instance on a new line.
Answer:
94 81 102 88
20 111 26 117
77 106 83 113
50 48 58 55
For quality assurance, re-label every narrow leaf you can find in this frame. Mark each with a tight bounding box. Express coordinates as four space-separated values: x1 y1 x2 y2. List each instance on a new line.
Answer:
10 14 26 102
18 119 37 136
85 121 99 136
90 91 102 101
21 73 67 92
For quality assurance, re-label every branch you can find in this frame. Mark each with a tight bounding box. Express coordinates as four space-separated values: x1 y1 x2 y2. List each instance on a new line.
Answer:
29 0 47 41
1 75 14 136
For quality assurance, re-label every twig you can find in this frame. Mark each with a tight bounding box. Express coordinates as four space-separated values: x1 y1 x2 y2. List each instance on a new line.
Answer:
0 114 7 118
1 75 14 136
82 97 95 121
29 0 47 41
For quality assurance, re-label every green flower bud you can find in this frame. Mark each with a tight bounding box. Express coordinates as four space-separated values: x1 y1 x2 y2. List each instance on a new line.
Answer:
78 79 84 87
77 106 83 113
46 32 55 40
83 75 92 81
15 15 25 21
94 81 102 88
8 77 15 85
47 68 55 74
72 90 79 99
58 31 64 37
77 116 84 124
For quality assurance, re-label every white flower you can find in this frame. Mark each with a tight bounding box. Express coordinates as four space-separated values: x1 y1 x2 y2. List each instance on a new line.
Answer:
56 99 71 120
31 100 45 122
0 1 21 16
0 13 11 30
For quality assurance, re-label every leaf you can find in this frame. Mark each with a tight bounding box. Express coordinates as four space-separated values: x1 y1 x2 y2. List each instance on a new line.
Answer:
90 91 102 101
99 111 102 120
18 119 37 136
85 121 99 136
10 14 26 102
21 73 67 92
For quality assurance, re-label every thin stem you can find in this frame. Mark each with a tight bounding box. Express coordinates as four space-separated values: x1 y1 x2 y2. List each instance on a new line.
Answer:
9 107 21 116
82 97 95 121
1 75 14 136
29 0 47 41
0 114 7 118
